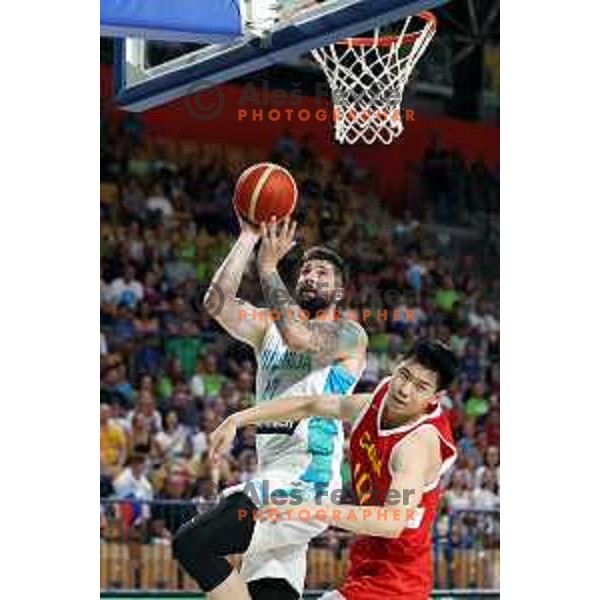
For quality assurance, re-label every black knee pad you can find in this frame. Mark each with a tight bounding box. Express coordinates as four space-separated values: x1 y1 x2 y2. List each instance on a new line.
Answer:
172 513 202 564
172 493 258 592
172 512 232 591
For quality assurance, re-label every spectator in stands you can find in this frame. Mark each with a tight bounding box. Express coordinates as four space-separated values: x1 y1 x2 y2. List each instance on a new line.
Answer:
125 221 145 264
127 411 158 464
163 295 191 335
113 453 153 501
155 410 190 461
164 302 202 379
100 403 127 478
448 518 473 551
133 301 160 337
449 322 469 358
113 454 154 528
101 354 134 407
111 302 136 350
108 264 144 308
468 298 487 333
199 406 220 435
460 342 483 382
127 390 162 433
110 399 130 432
164 385 200 429
121 178 146 221
485 406 500 447
444 471 474 511
189 357 206 399
472 469 500 510
482 301 500 335
435 274 460 312
133 321 164 375
164 252 196 288
197 352 227 398
157 358 185 404
474 429 490 465
214 380 239 414
235 370 255 409
475 445 500 489
138 374 155 395
101 355 121 405
465 381 490 420
457 419 477 457
452 453 475 489
146 182 173 218
141 269 163 309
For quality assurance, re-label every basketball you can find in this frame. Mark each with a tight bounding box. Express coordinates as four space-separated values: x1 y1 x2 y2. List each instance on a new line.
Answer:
233 162 298 225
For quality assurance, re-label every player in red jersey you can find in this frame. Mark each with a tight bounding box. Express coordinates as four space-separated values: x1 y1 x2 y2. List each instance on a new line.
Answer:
210 339 458 600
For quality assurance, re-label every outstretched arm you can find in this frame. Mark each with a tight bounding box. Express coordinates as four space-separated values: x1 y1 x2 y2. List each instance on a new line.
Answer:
276 426 441 538
209 392 371 461
204 214 267 349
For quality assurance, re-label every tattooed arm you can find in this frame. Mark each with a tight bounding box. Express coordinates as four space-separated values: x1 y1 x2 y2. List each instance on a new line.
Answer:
258 218 367 367
203 213 267 349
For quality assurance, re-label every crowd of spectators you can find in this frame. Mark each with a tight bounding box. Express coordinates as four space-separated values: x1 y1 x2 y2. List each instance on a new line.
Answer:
100 109 499 550
419 133 500 226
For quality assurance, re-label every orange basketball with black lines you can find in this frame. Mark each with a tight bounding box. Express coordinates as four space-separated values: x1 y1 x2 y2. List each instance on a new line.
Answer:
233 162 298 225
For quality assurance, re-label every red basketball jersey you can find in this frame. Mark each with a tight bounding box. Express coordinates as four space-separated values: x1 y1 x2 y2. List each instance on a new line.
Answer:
339 377 457 600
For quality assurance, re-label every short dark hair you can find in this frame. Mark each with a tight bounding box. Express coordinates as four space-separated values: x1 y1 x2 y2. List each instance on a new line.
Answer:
130 453 146 466
405 339 458 391
301 246 346 283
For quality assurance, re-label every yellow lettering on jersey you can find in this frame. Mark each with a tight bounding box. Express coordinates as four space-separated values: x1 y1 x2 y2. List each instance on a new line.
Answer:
353 462 372 505
359 431 383 477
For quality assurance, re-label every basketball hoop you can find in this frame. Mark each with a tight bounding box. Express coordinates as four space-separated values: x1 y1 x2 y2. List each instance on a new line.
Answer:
311 12 436 144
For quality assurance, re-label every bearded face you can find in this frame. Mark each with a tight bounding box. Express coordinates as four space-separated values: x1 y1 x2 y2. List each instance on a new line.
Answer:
294 259 340 317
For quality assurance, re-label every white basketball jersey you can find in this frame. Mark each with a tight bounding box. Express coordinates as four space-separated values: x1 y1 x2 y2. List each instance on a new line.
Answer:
235 322 364 595
253 322 362 494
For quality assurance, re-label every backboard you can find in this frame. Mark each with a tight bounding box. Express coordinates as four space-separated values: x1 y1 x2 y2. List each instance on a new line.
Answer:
109 0 448 111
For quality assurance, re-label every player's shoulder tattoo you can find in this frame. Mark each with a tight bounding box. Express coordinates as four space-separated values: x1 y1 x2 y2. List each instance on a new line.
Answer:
306 315 367 356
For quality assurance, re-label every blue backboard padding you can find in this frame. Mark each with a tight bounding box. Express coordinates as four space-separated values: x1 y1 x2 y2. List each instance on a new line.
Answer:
101 0 243 41
115 0 448 111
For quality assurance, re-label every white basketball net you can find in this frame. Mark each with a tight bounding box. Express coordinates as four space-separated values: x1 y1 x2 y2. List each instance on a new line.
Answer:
311 13 436 144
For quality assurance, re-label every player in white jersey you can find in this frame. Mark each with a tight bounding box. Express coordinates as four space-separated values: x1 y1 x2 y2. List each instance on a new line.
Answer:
172 214 367 600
